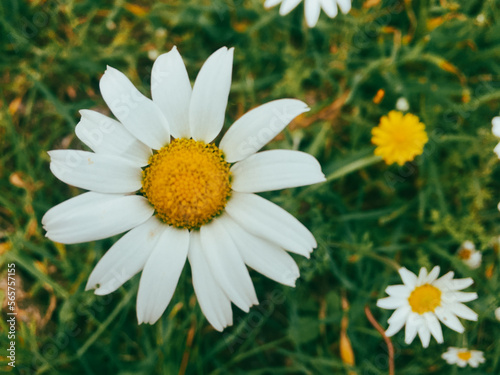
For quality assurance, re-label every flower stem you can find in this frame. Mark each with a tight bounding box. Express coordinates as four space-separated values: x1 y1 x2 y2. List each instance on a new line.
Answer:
325 154 382 183
365 305 395 375
298 153 382 198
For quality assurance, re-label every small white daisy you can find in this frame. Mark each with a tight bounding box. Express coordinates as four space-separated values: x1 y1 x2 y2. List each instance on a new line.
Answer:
442 347 485 368
377 266 478 348
492 116 500 159
42 46 326 331
456 241 482 269
264 0 352 28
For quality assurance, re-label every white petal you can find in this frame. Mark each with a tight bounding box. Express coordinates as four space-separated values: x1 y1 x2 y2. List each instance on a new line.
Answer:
435 276 474 292
404 313 421 344
230 150 325 193
417 324 431 348
42 190 110 226
200 215 258 312
442 355 455 364
461 240 475 251
426 266 441 283
188 231 233 331
385 321 404 337
136 227 189 324
48 150 142 193
449 277 474 291
336 0 351 13
473 350 485 358
99 66 170 150
264 0 283 8
225 192 316 257
398 267 417 289
320 0 338 18
449 303 478 321
151 46 192 139
279 0 302 15
494 142 500 158
387 305 411 325
385 285 410 298
304 0 321 27
219 99 310 163
75 110 151 166
445 291 478 303
471 351 485 363
43 193 154 244
222 217 300 287
385 306 411 337
424 313 443 343
417 267 428 285
433 271 455 289
464 252 482 269
376 297 404 310
86 217 166 295
492 116 500 137
435 307 464 333
446 346 459 352
189 47 233 143
442 349 458 362
469 359 479 367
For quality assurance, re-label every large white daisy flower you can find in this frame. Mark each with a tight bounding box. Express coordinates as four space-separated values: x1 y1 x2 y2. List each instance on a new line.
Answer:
42 46 326 331
264 0 352 28
456 240 482 269
442 347 485 368
376 266 478 348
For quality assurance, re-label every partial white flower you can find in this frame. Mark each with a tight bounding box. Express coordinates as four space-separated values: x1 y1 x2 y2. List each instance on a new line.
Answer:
264 0 352 28
495 307 500 321
43 46 325 331
456 241 482 269
442 347 485 368
395 97 409 112
492 116 500 158
377 266 478 348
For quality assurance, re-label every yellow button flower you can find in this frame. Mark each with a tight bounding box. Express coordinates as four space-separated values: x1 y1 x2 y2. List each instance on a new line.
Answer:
371 111 428 166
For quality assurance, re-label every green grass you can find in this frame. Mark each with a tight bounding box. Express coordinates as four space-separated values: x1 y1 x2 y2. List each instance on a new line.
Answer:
1 0 500 374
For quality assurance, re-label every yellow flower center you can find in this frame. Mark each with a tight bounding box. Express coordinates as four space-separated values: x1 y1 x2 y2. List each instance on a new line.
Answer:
457 351 472 361
371 111 428 166
458 248 472 260
142 138 231 230
408 284 442 314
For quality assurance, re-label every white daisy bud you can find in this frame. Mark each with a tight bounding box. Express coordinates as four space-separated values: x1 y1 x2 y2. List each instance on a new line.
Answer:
395 97 410 112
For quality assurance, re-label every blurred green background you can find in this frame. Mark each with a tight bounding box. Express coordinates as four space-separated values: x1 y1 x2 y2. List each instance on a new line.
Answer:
1 0 500 374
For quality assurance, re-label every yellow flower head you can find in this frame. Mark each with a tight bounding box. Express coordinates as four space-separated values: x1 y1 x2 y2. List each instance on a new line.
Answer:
371 111 428 166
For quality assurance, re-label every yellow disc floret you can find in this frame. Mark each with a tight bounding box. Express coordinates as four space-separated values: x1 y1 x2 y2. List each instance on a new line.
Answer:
458 248 472 260
142 138 231 230
408 284 442 314
371 111 428 166
457 351 472 361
